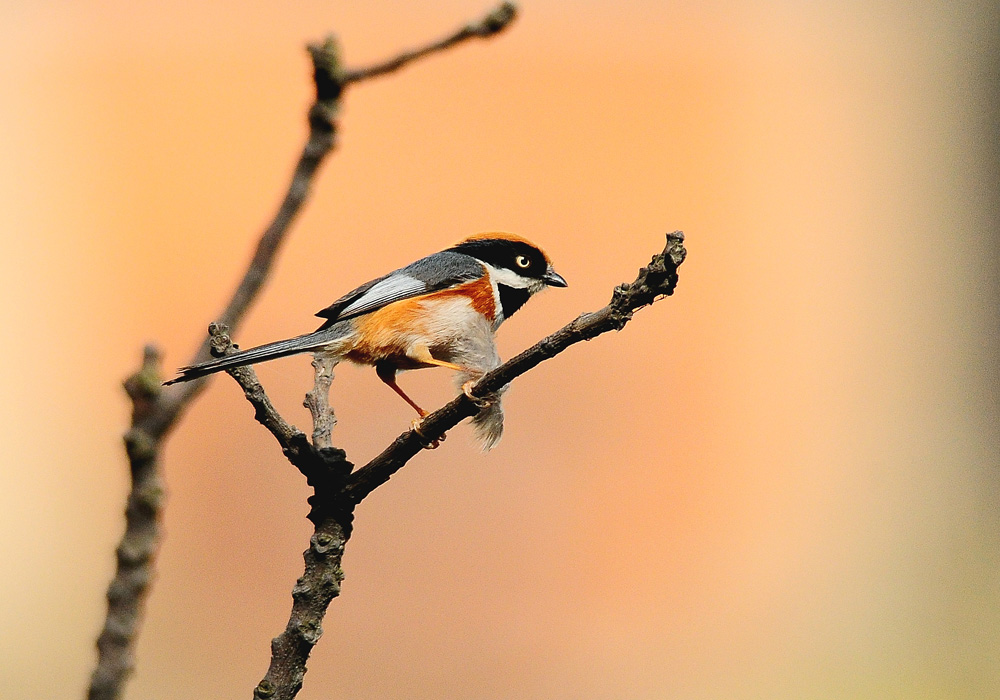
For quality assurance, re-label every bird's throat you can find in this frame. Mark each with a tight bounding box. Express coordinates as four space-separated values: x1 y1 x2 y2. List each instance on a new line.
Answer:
498 284 531 320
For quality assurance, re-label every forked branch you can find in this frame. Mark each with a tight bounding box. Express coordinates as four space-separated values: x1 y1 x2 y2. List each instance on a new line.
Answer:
209 231 686 700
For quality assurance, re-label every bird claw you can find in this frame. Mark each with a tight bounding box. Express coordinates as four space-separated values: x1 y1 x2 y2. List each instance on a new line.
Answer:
462 380 493 409
411 417 445 449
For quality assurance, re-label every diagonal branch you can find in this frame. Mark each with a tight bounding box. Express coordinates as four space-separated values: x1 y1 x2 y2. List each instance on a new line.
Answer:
88 4 518 699
345 231 687 502
343 2 517 84
205 322 353 491
153 38 345 430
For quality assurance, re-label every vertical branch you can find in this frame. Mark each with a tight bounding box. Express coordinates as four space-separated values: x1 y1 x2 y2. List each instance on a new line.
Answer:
304 357 338 450
204 326 355 700
253 519 351 700
89 347 166 700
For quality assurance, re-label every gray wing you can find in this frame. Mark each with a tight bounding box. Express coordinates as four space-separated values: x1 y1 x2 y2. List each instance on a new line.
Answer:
315 251 484 329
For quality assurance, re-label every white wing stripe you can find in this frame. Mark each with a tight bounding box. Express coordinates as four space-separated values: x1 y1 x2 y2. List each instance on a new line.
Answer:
338 274 428 317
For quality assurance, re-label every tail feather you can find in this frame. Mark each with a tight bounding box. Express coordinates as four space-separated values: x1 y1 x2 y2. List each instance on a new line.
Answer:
457 369 507 451
471 401 505 451
164 328 346 385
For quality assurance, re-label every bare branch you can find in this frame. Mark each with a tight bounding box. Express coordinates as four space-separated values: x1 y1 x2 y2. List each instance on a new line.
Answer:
204 327 357 700
252 518 351 700
205 323 353 490
304 356 338 450
154 38 347 428
343 2 517 84
207 324 305 451
345 232 686 502
88 347 166 700
193 331 356 700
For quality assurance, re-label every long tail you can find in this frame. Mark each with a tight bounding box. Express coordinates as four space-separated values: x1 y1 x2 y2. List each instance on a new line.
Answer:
164 326 349 385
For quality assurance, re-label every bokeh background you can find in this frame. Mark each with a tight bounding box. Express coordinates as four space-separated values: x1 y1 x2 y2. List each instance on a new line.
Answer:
2 1 998 698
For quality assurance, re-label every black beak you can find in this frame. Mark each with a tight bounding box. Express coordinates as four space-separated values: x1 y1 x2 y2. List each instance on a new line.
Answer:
542 267 568 288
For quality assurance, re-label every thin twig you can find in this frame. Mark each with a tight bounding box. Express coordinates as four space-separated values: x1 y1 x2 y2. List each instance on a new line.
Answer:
304 356 338 450
342 2 517 84
206 323 353 488
207 324 306 454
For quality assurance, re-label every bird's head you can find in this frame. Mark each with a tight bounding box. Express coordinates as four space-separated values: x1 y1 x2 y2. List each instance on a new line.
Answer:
449 232 568 299
448 233 567 320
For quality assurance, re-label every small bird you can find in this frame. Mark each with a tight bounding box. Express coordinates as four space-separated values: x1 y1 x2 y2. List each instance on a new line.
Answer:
165 233 567 449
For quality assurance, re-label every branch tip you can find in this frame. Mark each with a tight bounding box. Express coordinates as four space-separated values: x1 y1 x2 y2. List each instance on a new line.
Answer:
141 343 162 366
305 356 338 449
208 322 235 358
474 2 518 35
343 1 519 84
124 345 163 409
664 230 686 265
308 35 344 104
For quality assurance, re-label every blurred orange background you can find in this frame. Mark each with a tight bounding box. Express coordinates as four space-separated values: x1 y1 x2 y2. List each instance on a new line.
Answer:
2 1 998 698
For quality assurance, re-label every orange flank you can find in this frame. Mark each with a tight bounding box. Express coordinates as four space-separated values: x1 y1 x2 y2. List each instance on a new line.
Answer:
346 298 427 367
346 277 496 369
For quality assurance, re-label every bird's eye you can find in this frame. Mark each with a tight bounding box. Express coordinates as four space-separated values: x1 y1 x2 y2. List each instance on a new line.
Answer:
515 255 531 268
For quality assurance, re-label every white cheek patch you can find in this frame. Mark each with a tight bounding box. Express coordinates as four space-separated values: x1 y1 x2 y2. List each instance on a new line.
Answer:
484 263 531 289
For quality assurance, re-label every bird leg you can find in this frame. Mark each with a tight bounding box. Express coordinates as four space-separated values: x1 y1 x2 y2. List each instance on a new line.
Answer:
406 344 493 409
405 343 466 374
376 362 427 416
376 362 443 449
409 418 443 450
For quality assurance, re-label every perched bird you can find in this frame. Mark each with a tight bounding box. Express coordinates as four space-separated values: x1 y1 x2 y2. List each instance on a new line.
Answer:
165 233 567 449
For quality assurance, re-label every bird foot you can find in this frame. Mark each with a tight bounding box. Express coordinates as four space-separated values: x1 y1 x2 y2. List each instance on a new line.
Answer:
462 380 493 409
411 417 445 449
